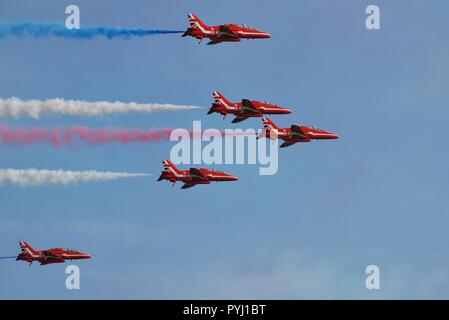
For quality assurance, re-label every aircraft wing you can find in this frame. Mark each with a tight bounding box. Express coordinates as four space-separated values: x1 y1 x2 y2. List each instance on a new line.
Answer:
207 40 224 45
40 259 65 265
231 117 249 124
280 141 297 148
240 99 260 115
218 25 239 39
42 251 64 260
290 125 308 139
189 168 208 181
181 183 198 189
41 251 65 264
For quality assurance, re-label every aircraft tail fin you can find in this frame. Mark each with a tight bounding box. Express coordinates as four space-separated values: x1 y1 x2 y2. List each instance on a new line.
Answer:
188 13 208 30
163 160 182 175
262 117 280 131
20 241 38 255
213 91 232 107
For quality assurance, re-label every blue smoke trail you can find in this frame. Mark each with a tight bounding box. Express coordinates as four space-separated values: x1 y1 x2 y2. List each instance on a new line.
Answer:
0 256 16 259
0 21 183 40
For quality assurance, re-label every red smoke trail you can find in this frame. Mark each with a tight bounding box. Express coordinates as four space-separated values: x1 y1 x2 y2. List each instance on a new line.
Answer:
0 126 254 148
0 126 173 147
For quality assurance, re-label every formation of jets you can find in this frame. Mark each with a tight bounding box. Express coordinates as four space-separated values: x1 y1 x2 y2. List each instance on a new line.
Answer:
182 13 272 45
158 84 339 188
6 13 340 268
16 241 91 266
159 87 339 189
206 90 339 146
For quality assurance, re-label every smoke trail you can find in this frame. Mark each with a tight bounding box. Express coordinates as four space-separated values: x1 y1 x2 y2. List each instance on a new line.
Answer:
0 97 201 119
0 169 150 186
0 256 16 259
0 125 173 147
0 21 183 40
0 126 253 148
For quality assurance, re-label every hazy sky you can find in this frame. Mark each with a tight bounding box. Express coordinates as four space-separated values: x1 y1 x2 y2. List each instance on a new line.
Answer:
1 0 449 299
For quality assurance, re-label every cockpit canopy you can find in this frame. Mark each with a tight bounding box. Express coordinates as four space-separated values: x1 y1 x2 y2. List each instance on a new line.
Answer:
51 248 80 253
240 24 256 29
310 126 325 132
228 23 256 30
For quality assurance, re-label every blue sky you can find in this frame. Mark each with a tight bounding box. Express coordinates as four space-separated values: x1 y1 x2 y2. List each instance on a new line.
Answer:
1 0 449 299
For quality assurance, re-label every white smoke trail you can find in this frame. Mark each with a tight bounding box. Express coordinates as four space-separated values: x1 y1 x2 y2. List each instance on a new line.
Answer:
0 169 151 186
0 97 201 119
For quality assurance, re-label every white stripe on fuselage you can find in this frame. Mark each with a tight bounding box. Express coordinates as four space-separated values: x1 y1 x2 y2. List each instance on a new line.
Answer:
265 129 288 137
306 132 330 137
236 31 264 36
260 107 282 112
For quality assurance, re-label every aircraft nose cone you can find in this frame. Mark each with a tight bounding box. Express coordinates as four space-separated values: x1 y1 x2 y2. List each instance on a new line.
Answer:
228 175 239 181
255 30 272 38
330 134 339 139
261 32 272 38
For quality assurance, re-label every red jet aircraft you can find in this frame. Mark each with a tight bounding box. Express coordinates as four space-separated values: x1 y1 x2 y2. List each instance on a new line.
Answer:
260 117 339 148
157 160 238 189
16 241 92 266
182 13 272 45
208 91 293 123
